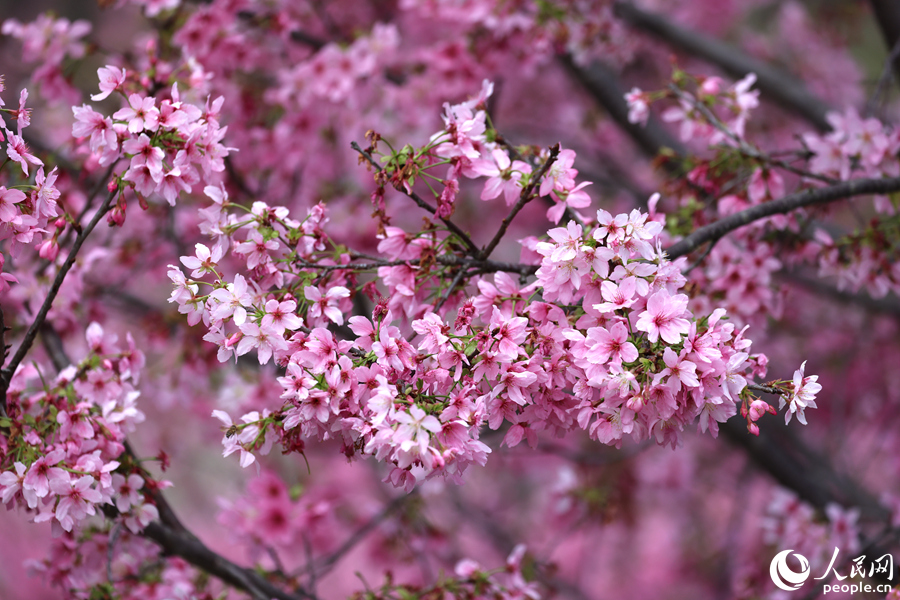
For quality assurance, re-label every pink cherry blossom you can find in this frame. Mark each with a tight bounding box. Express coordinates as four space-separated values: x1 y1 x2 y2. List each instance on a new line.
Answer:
304 285 350 326
635 290 691 344
113 93 160 133
91 65 126 101
780 361 821 425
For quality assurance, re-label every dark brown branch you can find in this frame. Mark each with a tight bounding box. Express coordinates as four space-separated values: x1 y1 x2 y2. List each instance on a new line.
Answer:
560 56 687 163
37 163 117 279
870 0 900 84
39 323 70 372
613 1 833 131
1 189 117 400
434 267 469 312
780 271 900 320
722 416 890 522
665 176 900 259
289 29 327 50
480 144 561 260
350 141 480 256
138 518 314 600
302 253 538 277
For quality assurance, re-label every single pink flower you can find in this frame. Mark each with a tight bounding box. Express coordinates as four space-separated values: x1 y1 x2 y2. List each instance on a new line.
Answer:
91 65 126 101
636 290 691 344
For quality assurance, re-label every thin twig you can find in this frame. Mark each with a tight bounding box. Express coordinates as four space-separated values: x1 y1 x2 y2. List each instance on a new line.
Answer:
1 189 117 396
480 144 561 260
668 85 839 185
434 267 469 312
666 176 900 259
867 38 900 119
350 141 479 256
308 494 410 580
681 238 717 274
747 383 782 395
37 162 118 278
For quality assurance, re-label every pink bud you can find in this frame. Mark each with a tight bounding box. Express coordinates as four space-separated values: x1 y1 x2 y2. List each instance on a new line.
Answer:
626 395 644 412
38 239 59 262
749 400 771 422
107 198 126 227
700 76 723 95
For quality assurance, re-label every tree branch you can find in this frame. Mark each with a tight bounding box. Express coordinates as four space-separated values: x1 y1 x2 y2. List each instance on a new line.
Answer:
1 189 117 403
780 271 900 320
480 144 561 260
721 416 890 522
665 176 900 259
138 517 315 600
613 1 833 131
560 56 687 163
870 0 900 84
350 141 480 257
308 494 410 580
33 320 311 600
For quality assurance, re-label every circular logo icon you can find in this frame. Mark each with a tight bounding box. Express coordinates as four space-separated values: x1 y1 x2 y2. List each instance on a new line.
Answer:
770 549 811 591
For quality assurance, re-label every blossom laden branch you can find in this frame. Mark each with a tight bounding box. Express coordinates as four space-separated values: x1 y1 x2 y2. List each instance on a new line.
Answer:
666 176 900 259
479 143 561 260
350 141 480 256
0 188 117 400
137 516 317 600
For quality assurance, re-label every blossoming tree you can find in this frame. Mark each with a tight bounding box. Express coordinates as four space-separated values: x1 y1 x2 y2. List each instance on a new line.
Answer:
0 0 898 598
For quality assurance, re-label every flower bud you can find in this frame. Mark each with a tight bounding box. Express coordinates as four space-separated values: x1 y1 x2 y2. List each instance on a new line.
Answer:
38 239 59 262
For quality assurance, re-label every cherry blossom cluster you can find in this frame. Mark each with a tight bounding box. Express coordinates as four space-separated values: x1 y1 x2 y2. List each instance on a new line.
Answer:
1 15 90 104
367 80 591 227
533 208 778 443
168 85 820 493
627 70 760 144
27 529 208 600
73 65 232 219
760 490 861 584
0 77 61 289
216 469 340 563
797 109 900 300
0 323 160 535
